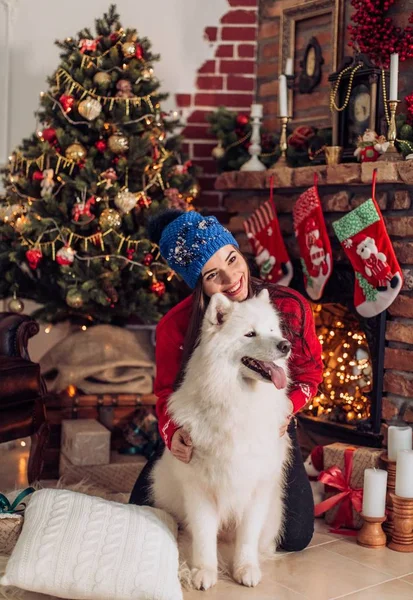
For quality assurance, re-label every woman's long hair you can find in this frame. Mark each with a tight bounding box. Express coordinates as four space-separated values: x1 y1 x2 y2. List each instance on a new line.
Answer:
174 251 314 390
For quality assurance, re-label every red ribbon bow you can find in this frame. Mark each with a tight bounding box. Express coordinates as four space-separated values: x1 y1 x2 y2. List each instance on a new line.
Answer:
314 447 363 534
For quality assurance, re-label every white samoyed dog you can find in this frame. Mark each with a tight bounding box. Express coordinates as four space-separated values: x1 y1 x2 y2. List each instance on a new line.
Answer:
150 289 292 590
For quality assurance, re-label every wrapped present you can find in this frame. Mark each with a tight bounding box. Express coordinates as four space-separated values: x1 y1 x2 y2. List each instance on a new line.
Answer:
61 419 110 466
0 488 35 554
120 407 162 458
314 443 383 531
59 451 146 493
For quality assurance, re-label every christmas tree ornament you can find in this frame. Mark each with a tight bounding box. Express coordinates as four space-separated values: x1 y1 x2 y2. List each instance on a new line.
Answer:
143 253 153 266
150 281 166 297
244 177 293 286
116 79 135 98
236 113 249 127
93 71 111 86
188 183 201 199
32 170 44 182
354 130 389 163
95 139 107 152
115 189 137 214
66 289 84 309
293 174 333 301
211 141 225 159
99 208 122 230
79 38 98 53
126 248 135 260
135 44 144 60
65 142 87 161
164 188 187 211
137 193 152 208
42 127 57 143
121 41 136 58
108 132 129 154
7 292 24 314
100 167 118 189
40 169 55 198
78 96 102 121
59 94 75 113
332 170 402 318
72 194 96 223
25 248 42 270
141 67 154 81
56 245 76 266
14 215 27 234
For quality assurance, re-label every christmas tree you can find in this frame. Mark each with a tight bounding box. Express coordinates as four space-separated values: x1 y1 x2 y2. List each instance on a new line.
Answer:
0 5 198 325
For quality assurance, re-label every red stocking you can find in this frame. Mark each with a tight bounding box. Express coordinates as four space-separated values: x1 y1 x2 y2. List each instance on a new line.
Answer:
244 176 293 286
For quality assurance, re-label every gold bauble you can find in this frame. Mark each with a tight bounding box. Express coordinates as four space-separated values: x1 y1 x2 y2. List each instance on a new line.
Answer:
99 208 122 230
93 71 111 86
78 96 102 121
122 41 136 58
66 289 84 309
108 132 129 154
212 142 225 159
114 189 137 214
7 296 24 313
65 142 87 161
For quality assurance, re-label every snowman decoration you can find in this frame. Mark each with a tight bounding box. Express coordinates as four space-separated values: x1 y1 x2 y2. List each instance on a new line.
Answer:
305 218 329 278
356 236 398 290
255 248 276 279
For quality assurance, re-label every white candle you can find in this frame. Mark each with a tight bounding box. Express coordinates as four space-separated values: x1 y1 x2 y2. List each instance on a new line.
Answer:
362 468 388 518
395 449 413 498
278 75 288 117
389 53 399 101
285 57 294 76
388 425 412 461
250 103 263 119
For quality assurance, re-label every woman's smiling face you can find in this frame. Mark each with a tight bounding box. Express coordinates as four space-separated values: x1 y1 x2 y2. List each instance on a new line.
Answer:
201 245 249 301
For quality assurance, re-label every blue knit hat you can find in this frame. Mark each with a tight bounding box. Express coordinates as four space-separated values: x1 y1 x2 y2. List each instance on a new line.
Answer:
157 212 238 288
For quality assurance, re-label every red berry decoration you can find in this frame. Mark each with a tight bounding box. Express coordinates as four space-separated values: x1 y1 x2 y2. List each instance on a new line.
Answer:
143 253 153 266
32 171 44 182
42 127 56 143
135 44 144 60
236 113 249 127
150 281 166 297
95 139 107 152
110 32 119 42
25 249 42 270
126 248 135 260
60 94 75 113
138 194 152 208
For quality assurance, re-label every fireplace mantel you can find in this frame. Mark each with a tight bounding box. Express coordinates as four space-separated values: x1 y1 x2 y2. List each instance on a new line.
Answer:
215 161 413 191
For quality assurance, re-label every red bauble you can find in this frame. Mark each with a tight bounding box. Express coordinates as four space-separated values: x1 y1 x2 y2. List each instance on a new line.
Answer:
138 194 152 208
112 157 120 165
32 171 44 182
25 249 42 270
60 94 75 113
143 253 153 266
42 127 56 143
135 44 144 60
110 32 119 42
150 281 166 297
95 139 107 152
126 248 135 260
236 113 249 127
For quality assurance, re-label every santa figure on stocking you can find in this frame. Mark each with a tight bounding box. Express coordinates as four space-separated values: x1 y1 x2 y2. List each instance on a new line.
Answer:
305 218 329 278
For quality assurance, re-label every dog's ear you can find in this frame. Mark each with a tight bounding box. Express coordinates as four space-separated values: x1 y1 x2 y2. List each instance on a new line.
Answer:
206 293 233 326
257 288 270 303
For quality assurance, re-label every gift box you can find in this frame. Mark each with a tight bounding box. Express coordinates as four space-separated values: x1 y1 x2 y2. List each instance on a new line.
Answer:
121 407 161 458
61 419 111 466
59 451 147 493
0 488 35 554
315 443 383 530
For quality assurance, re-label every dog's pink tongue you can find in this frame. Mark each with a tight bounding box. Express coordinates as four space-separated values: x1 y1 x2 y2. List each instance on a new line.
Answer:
264 362 287 389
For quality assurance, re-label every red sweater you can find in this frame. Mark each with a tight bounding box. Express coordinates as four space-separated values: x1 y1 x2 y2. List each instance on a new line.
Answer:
154 286 323 448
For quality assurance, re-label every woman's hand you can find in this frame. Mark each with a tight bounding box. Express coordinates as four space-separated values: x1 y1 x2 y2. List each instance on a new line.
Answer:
170 428 193 463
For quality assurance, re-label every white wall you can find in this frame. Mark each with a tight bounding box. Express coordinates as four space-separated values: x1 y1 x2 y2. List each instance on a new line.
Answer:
0 0 227 361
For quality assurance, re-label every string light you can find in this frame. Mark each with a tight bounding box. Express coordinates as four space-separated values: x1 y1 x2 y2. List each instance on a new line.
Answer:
44 326 52 333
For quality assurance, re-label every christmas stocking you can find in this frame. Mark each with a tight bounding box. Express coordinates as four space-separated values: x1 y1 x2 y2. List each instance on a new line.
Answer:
332 170 402 318
244 176 293 286
293 174 333 300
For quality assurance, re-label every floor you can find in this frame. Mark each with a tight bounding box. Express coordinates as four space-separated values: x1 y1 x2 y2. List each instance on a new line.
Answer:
2 445 413 600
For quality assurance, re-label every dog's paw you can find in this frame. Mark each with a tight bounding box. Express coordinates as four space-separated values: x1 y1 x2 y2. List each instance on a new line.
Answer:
191 567 218 591
233 563 262 587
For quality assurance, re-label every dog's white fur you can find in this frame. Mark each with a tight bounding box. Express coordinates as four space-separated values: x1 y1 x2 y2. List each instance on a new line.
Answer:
151 290 292 590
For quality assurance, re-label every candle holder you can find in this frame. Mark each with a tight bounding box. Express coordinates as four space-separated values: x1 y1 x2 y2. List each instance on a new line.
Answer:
273 116 290 168
381 453 396 540
240 112 266 172
378 100 403 162
388 493 413 552
357 515 387 548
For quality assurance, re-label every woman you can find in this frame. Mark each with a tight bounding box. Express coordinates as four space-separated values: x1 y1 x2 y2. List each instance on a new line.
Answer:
130 209 323 552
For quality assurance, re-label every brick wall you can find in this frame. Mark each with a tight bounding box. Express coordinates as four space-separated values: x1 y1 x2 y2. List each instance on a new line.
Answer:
216 162 413 440
175 0 259 215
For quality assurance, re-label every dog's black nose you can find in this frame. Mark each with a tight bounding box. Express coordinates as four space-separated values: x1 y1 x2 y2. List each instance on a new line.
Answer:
277 340 291 354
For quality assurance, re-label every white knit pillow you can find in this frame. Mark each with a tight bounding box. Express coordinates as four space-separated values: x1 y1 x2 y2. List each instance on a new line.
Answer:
1 489 182 600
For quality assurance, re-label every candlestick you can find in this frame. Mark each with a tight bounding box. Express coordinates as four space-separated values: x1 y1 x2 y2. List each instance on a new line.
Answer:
395 449 413 498
381 453 396 540
388 426 412 461
285 58 294 76
272 116 290 168
389 53 399 101
378 100 403 162
362 468 388 518
240 108 266 172
279 75 288 118
388 493 413 552
357 515 387 549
